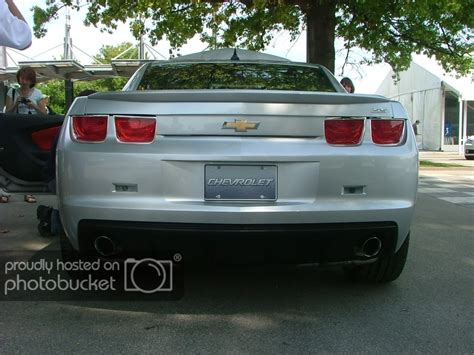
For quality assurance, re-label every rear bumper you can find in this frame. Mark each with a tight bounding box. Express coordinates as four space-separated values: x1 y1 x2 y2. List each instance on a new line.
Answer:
77 220 399 264
57 133 418 259
60 198 415 252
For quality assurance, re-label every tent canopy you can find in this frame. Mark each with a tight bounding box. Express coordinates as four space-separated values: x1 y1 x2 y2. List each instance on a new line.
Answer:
0 59 153 83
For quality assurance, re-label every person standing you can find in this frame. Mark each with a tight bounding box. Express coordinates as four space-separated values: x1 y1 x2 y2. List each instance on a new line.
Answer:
0 0 32 50
5 67 48 115
0 0 34 205
412 120 420 135
2 67 47 203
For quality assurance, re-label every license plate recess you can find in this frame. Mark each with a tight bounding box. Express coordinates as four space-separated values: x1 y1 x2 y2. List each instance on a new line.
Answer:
205 165 277 201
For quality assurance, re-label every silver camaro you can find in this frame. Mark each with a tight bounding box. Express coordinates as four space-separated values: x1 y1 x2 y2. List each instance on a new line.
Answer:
56 49 418 282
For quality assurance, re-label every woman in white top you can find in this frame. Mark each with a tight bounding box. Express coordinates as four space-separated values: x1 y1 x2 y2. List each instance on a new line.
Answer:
5 67 48 115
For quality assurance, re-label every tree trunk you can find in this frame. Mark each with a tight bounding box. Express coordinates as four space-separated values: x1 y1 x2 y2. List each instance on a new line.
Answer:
305 0 336 73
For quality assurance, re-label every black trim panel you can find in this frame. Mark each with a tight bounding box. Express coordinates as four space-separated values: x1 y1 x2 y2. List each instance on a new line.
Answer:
78 220 398 264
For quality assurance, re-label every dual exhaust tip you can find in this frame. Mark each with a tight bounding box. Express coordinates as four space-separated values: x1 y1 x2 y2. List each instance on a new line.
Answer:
94 235 120 257
355 237 382 258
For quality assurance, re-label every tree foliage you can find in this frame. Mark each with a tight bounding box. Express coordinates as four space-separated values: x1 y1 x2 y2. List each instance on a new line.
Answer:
93 42 139 91
32 0 473 76
336 1 473 74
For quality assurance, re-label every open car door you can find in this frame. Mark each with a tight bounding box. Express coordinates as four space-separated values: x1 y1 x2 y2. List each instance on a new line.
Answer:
0 113 64 193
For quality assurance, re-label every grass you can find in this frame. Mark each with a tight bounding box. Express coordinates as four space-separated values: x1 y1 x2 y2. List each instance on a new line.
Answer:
419 160 466 168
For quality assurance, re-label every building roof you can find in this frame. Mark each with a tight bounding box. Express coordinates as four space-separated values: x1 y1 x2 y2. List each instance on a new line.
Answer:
376 56 474 101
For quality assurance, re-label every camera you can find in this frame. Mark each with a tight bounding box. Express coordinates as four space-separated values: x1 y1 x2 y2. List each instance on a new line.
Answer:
124 258 173 293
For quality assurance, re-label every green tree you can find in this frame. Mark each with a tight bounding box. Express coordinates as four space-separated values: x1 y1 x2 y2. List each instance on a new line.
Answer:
93 42 139 90
38 80 105 115
37 80 65 115
33 1 473 75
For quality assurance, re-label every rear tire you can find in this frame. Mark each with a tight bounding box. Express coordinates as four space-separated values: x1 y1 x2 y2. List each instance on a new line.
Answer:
344 234 410 283
465 156 474 160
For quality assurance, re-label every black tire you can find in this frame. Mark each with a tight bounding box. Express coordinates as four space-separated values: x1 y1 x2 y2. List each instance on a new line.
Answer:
465 156 474 160
344 234 410 283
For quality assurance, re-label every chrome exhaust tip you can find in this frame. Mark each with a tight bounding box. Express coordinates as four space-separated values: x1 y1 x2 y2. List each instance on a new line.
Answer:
94 236 118 257
355 237 382 258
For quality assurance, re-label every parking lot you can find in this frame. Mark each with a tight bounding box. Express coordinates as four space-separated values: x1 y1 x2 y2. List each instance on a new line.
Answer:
0 168 473 353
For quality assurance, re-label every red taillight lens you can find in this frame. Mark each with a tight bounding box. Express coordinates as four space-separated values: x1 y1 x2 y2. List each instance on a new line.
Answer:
31 126 61 151
115 116 156 143
72 115 108 142
371 120 405 145
325 119 365 145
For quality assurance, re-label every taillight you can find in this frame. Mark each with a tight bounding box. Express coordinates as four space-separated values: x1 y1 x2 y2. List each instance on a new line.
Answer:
115 116 156 143
72 115 108 142
31 126 61 151
325 118 365 145
371 119 405 145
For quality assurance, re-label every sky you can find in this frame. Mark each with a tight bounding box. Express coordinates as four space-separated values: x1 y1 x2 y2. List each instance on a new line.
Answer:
4 0 453 95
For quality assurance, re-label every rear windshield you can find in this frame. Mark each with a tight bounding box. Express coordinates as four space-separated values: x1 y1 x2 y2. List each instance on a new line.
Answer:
136 62 337 92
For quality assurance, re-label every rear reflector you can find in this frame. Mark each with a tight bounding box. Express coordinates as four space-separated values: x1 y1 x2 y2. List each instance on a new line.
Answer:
325 119 365 145
31 126 61 151
72 115 108 142
115 116 156 143
371 120 405 145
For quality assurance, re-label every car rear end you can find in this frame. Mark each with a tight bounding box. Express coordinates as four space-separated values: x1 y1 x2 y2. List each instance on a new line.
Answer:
57 59 418 280
57 59 418 281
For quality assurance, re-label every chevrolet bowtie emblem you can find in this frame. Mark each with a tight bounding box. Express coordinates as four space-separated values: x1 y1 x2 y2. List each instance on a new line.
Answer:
222 120 260 132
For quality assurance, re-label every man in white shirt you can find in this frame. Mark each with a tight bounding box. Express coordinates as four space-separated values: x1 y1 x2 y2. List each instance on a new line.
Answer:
0 0 33 203
0 0 32 50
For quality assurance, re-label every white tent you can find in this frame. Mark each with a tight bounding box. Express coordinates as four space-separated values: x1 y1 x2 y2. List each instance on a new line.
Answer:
376 58 474 152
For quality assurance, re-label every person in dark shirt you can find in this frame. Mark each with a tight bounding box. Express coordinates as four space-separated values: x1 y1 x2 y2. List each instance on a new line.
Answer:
412 120 420 135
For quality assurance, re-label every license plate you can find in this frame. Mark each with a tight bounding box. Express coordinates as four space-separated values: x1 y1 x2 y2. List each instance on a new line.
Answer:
205 165 277 201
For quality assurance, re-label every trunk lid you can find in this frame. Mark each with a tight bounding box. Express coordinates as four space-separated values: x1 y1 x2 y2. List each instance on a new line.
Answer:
76 90 396 137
